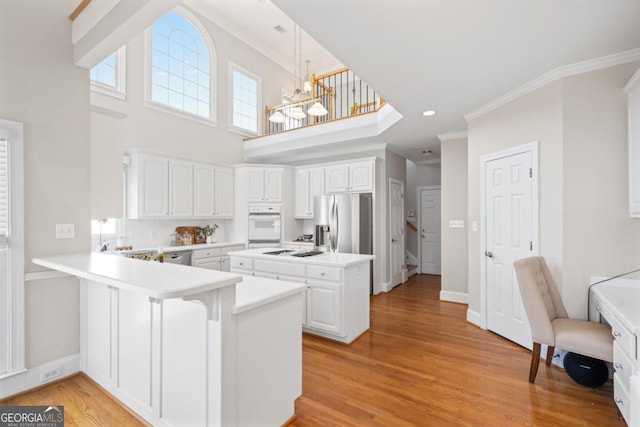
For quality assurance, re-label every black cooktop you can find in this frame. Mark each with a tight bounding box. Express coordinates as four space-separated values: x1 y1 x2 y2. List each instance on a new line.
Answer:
290 250 324 257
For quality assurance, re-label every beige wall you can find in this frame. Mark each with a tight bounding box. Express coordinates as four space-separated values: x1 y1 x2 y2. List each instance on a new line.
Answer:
467 80 564 316
440 137 468 295
1 0 89 367
561 62 640 316
467 61 640 321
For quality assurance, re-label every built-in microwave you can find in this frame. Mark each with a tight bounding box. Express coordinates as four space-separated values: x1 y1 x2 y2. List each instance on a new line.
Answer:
247 205 281 247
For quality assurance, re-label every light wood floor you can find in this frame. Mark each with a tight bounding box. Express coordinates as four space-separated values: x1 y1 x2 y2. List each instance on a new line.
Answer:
1 274 624 426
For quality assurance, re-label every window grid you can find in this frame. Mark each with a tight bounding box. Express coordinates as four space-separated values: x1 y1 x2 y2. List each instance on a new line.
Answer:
232 69 259 133
90 52 117 88
151 12 211 118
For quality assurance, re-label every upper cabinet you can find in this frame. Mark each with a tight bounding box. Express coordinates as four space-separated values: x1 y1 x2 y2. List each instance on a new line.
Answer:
295 167 325 218
325 161 374 193
626 68 640 218
243 167 283 203
127 150 234 219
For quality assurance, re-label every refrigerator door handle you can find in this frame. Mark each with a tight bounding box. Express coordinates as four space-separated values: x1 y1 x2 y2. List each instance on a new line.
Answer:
330 197 338 252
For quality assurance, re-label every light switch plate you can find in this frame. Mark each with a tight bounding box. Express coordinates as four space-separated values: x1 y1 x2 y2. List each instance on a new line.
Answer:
55 224 75 239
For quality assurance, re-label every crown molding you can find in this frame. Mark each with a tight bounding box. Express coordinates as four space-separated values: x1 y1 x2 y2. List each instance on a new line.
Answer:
624 67 640 93
437 131 467 142
465 48 640 122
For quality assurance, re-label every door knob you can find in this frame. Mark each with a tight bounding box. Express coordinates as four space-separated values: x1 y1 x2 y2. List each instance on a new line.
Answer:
485 251 494 258
421 234 425 238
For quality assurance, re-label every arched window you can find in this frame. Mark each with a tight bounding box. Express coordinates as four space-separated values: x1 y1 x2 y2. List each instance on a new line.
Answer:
149 11 215 121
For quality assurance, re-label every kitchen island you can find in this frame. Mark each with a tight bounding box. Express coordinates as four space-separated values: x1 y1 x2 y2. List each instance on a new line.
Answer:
32 253 305 427
230 248 375 344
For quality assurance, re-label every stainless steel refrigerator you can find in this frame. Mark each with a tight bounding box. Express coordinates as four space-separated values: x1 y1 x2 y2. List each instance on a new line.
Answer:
314 193 373 255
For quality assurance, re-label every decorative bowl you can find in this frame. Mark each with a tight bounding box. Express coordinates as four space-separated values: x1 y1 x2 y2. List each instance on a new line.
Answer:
303 234 313 241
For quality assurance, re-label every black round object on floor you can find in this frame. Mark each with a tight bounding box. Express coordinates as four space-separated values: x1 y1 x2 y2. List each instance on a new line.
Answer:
563 352 609 388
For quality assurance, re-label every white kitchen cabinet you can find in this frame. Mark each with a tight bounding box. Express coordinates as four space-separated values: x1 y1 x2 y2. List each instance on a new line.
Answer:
625 68 640 218
306 280 342 334
127 153 169 218
324 161 373 193
127 150 233 219
193 163 215 217
229 251 372 343
284 242 314 251
245 167 283 203
193 245 244 271
294 167 325 218
169 159 193 217
214 167 234 217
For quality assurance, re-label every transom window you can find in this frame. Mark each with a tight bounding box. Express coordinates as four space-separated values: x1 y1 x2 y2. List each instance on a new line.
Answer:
230 64 260 135
91 52 116 87
150 11 212 120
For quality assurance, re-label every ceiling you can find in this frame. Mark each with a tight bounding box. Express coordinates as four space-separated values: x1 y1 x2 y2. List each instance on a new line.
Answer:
189 0 640 164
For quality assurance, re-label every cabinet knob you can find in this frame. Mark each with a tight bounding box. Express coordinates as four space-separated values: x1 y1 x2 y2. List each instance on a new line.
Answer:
615 397 624 405
614 363 623 371
320 272 325 276
613 330 621 338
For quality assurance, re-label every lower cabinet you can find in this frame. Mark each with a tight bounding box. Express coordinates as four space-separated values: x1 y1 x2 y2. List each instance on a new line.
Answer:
193 245 244 272
230 256 369 343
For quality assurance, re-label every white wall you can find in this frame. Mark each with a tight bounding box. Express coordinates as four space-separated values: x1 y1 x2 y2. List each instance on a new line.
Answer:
440 138 468 296
467 61 640 322
405 160 441 259
90 5 293 219
0 0 89 367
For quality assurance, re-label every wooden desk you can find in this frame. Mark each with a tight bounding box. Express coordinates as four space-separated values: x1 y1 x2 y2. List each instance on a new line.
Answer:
591 277 640 426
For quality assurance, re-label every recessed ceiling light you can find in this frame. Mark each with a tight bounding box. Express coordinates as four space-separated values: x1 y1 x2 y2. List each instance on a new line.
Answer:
422 110 436 116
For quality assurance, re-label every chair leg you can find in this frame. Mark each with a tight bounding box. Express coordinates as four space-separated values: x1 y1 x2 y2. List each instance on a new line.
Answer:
545 346 554 366
529 342 541 383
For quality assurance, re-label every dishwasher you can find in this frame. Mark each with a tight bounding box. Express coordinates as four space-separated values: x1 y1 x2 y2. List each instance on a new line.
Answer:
164 251 192 266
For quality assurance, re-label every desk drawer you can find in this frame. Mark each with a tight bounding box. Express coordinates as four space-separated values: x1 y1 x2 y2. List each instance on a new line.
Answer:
614 341 634 393
614 375 631 425
596 300 635 360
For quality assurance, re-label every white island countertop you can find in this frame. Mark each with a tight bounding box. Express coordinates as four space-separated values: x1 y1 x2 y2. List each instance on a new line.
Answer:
234 275 306 314
32 253 242 300
230 248 375 267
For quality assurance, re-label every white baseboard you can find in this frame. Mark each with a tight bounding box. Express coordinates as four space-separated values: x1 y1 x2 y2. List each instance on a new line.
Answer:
0 354 81 399
466 309 482 328
439 291 468 304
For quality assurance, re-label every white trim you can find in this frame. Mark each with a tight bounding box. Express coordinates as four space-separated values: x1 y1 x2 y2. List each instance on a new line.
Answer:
625 67 640 93
0 118 25 378
479 141 539 331
439 290 468 304
437 131 468 141
416 185 441 274
144 7 218 126
465 48 640 121
0 354 81 399
388 178 405 288
25 271 71 282
90 104 128 119
228 61 262 137
466 308 482 327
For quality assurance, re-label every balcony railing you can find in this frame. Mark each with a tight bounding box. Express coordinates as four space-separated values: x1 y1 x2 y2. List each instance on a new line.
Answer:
263 67 385 136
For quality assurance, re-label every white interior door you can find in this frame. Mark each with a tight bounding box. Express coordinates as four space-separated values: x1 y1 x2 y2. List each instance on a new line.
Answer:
389 179 404 287
420 189 441 275
485 151 533 348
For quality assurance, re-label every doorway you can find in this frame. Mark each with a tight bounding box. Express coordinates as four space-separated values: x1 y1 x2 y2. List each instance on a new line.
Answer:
389 179 404 288
481 142 538 349
418 187 441 275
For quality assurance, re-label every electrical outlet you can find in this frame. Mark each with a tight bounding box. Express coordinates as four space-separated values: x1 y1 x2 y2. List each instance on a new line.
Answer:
55 224 75 239
41 366 61 383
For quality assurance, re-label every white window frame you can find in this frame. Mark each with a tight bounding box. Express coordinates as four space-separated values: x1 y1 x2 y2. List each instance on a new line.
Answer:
228 62 261 137
144 7 217 127
0 119 25 380
90 46 127 100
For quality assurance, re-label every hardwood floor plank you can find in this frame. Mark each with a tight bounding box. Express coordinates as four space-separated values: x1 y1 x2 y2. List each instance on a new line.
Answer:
1 274 624 426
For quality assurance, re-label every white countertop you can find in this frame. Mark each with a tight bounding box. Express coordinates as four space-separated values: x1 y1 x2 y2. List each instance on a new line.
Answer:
117 241 246 254
234 275 306 314
592 278 640 334
32 253 242 300
230 247 375 267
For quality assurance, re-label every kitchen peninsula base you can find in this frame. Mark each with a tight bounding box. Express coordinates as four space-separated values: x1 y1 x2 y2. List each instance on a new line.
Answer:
33 253 305 427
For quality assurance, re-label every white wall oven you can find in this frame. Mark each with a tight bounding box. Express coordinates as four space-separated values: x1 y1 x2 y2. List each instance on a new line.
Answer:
247 205 281 248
